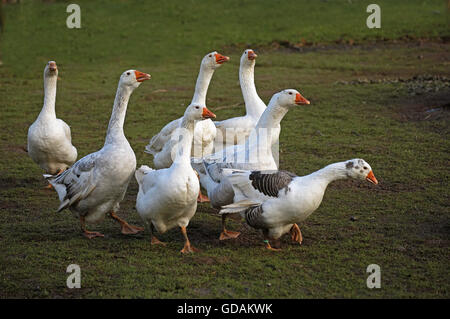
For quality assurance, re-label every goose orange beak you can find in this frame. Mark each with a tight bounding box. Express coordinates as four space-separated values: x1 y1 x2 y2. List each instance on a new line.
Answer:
215 53 230 64
135 70 151 82
366 170 378 185
295 93 310 105
247 50 258 60
202 107 216 119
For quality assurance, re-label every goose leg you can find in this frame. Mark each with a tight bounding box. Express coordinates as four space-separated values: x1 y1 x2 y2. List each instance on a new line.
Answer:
290 223 303 245
80 216 104 239
219 214 241 240
194 171 210 203
149 223 166 246
197 189 210 203
109 211 144 235
263 230 280 251
180 226 199 254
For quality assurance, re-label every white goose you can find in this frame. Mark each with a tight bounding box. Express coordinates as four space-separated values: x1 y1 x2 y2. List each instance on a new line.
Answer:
135 104 217 253
145 51 229 168
45 70 151 238
192 89 310 239
220 159 379 250
214 49 274 148
27 61 77 179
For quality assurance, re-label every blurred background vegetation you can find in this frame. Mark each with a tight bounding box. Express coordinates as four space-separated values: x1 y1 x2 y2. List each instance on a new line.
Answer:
0 0 448 71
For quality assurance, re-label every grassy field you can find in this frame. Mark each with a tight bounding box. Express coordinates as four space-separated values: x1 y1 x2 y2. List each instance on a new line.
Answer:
0 0 449 298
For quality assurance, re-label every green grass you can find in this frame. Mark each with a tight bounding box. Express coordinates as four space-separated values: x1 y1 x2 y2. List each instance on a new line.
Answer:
0 0 449 298
2 0 449 70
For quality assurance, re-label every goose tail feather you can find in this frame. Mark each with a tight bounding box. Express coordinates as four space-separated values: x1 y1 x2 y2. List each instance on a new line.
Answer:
219 199 259 214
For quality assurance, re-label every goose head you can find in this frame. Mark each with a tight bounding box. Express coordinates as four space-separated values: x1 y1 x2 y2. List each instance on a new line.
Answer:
44 61 58 78
345 159 378 185
184 104 216 122
273 89 310 108
119 69 151 89
241 49 258 66
202 51 230 70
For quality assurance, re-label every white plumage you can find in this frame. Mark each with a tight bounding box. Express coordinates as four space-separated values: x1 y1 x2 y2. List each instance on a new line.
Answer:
145 51 229 168
136 104 217 253
192 89 310 240
27 61 77 175
193 89 310 207
220 159 379 250
213 49 271 149
45 70 151 238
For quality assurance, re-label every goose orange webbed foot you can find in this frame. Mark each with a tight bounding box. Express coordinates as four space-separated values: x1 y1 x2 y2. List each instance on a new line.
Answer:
197 191 210 203
109 211 144 235
180 226 199 254
151 236 166 246
219 214 240 240
80 216 104 239
290 223 303 245
120 223 144 235
83 230 105 239
264 240 281 251
219 229 241 240
180 243 200 254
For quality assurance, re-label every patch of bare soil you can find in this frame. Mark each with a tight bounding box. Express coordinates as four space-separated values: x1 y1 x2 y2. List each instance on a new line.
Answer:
222 37 450 55
393 89 450 123
336 73 450 124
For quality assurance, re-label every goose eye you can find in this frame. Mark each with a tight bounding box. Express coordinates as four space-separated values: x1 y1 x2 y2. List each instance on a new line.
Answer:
363 166 368 170
289 92 292 95
126 72 130 76
195 106 200 109
208 54 212 57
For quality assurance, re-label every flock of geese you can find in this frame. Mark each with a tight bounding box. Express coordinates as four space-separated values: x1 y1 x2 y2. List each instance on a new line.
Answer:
27 50 378 253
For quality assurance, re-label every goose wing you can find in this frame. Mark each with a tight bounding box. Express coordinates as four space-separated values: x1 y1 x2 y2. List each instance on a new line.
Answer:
44 152 99 212
223 169 297 204
145 118 181 155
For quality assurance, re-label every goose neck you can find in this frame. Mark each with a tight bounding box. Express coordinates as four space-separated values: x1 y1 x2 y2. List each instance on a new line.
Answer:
39 76 58 119
255 102 288 130
240 62 265 118
309 162 349 186
192 64 214 105
105 84 132 145
172 117 196 165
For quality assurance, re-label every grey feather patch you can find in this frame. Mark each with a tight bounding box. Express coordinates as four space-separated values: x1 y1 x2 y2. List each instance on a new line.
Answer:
346 161 354 169
244 205 266 229
249 170 296 197
204 160 234 183
49 153 97 212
